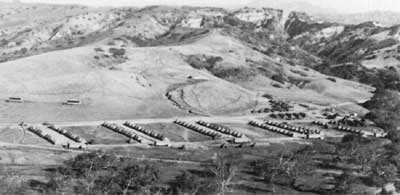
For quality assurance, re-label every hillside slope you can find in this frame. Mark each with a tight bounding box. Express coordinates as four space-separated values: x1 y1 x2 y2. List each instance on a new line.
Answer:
284 11 400 91
0 30 373 122
0 5 375 123
286 11 400 68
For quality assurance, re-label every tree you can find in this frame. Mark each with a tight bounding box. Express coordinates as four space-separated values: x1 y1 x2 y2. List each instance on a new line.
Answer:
209 155 240 195
363 90 400 131
29 152 164 195
250 150 300 192
170 171 210 195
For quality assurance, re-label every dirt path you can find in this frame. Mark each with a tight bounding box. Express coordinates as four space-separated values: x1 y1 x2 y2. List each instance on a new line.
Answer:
0 142 211 166
0 99 359 129
165 79 209 115
0 115 319 130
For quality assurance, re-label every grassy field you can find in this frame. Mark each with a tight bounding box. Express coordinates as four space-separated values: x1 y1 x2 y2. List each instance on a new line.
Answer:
221 123 285 139
66 126 133 144
0 127 51 145
137 123 212 142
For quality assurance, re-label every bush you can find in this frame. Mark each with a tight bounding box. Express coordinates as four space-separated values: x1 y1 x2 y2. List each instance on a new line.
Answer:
186 55 222 70
371 38 398 51
363 90 400 130
290 69 308 77
109 48 126 57
326 77 336 82
386 131 400 143
262 94 273 99
212 67 256 80
271 74 286 84
169 171 218 195
94 47 104 52
30 152 165 195
107 41 116 46
272 83 282 88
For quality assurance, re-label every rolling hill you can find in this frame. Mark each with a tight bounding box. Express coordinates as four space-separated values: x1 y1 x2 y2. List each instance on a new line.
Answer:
0 4 375 123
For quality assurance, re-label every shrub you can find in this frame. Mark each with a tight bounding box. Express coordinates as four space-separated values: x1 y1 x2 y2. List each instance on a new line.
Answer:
94 47 104 52
212 67 256 81
30 152 164 195
107 41 116 46
326 77 337 82
271 74 286 84
109 48 125 57
290 69 308 77
371 38 398 51
272 83 282 88
20 47 27 54
262 94 273 99
186 55 222 70
386 130 400 143
0 39 9 46
363 90 400 131
169 171 218 195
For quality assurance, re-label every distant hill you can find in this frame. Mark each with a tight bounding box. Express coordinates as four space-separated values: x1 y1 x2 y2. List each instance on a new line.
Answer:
247 0 400 26
285 11 400 90
319 11 400 26
245 0 338 23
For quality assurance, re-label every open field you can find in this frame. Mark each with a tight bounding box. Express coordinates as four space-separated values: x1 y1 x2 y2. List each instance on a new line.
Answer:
221 123 284 139
0 127 51 145
66 126 135 145
137 123 212 142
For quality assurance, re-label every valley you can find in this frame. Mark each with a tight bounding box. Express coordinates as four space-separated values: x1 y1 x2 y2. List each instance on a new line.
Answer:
0 1 399 195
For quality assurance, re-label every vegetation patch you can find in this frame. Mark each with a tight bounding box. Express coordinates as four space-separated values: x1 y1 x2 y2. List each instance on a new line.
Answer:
316 62 400 91
185 54 223 70
363 89 400 131
109 48 126 57
271 73 286 84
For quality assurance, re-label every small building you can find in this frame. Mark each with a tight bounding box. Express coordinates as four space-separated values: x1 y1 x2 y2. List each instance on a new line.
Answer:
6 97 24 103
63 99 82 105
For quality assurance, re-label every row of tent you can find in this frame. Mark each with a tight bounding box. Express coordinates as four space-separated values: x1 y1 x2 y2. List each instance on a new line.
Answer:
312 120 329 128
248 121 294 137
328 119 365 127
102 122 143 143
335 125 363 135
174 120 219 139
251 108 273 113
27 127 56 145
48 125 86 144
219 142 256 149
328 120 341 125
265 120 320 135
124 122 165 141
313 121 363 135
197 121 243 138
269 112 307 120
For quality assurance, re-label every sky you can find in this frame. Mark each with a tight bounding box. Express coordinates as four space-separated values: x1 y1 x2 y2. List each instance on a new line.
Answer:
1 0 400 13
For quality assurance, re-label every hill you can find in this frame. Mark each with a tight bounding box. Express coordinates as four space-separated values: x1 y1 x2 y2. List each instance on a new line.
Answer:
319 11 400 27
285 11 400 91
0 5 374 123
